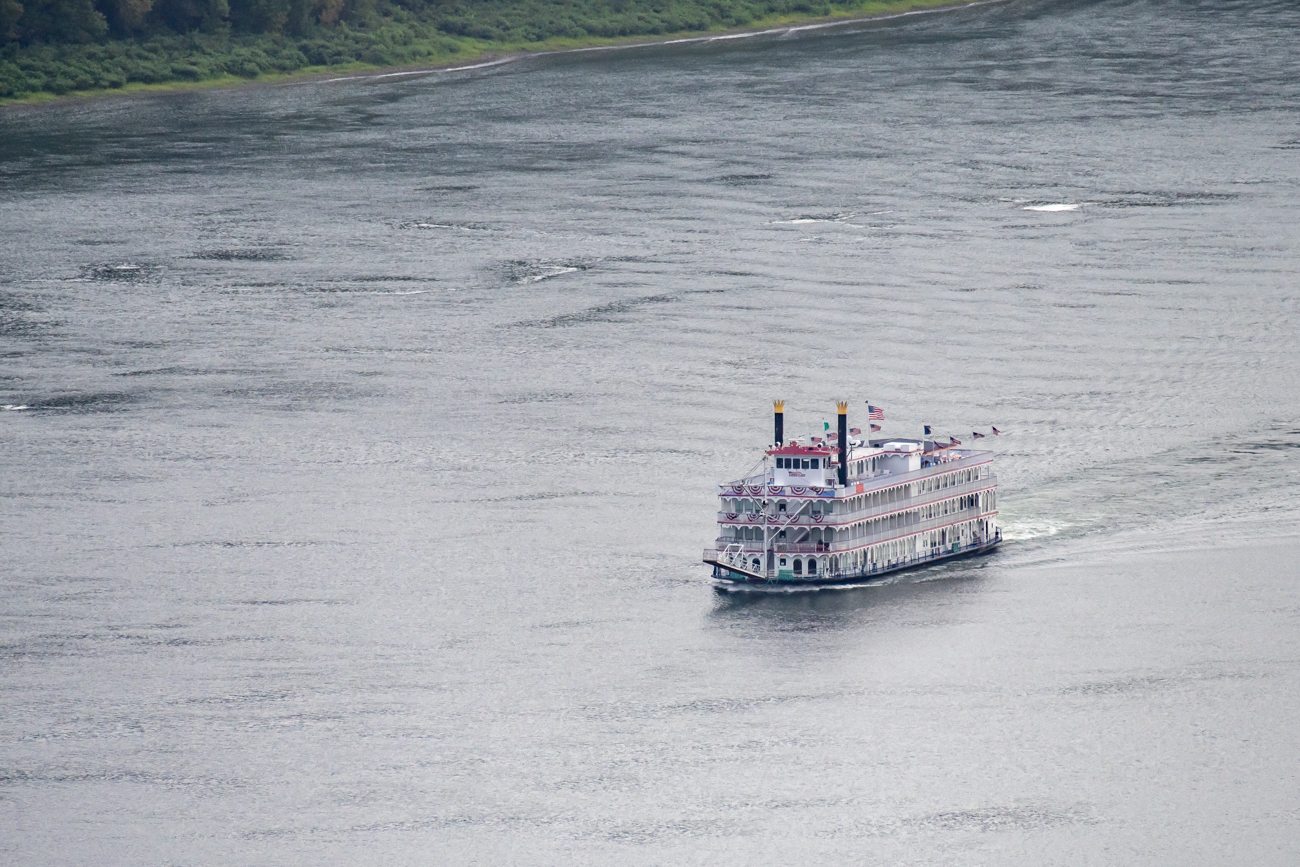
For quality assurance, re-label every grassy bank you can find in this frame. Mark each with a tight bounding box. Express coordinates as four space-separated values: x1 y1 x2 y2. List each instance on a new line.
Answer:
0 0 981 107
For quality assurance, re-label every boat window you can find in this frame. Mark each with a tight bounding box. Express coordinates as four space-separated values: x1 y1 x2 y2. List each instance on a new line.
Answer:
778 501 787 513
807 557 817 574
793 559 803 574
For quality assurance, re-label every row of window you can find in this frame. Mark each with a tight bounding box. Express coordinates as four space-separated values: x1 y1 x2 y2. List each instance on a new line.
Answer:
747 555 821 575
850 457 880 476
835 517 996 575
775 456 884 474
721 490 996 543
840 491 995 539
776 457 823 470
741 517 996 578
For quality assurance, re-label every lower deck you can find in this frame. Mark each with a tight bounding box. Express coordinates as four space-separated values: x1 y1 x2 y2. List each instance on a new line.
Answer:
707 531 1001 587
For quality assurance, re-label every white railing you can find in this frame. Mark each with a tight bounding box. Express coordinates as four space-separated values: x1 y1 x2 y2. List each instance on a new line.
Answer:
717 475 996 527
822 530 1002 580
717 507 998 554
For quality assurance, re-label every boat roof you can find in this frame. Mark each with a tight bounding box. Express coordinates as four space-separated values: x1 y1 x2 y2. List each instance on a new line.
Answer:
766 443 834 456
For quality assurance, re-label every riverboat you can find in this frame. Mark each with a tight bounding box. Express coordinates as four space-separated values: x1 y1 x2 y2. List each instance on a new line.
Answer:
704 401 1001 586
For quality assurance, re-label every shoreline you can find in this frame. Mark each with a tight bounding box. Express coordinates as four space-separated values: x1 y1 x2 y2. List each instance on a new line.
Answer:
1 0 1006 110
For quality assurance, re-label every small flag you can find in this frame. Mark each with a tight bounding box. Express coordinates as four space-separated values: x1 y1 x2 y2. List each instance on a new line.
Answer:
824 421 830 431
924 425 932 436
828 432 838 440
972 431 985 439
811 436 823 444
950 436 962 445
867 404 884 420
850 427 861 435
870 423 882 432
992 427 1001 435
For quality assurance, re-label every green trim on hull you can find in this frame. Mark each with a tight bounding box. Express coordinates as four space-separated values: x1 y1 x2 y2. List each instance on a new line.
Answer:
710 538 1001 587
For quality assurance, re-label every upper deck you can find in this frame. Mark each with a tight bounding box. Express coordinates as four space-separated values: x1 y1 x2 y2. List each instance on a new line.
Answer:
720 438 991 500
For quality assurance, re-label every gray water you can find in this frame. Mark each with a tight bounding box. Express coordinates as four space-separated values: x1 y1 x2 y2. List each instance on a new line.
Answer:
3 0 1300 862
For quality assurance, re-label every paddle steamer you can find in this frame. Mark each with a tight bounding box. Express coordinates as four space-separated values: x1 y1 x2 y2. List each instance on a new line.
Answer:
704 402 1001 586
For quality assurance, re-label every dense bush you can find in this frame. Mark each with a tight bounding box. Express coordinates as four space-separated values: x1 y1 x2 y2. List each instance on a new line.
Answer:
0 0 917 100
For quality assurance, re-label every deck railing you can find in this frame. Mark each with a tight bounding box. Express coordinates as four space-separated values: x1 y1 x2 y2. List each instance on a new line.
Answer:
717 474 996 527
715 505 997 553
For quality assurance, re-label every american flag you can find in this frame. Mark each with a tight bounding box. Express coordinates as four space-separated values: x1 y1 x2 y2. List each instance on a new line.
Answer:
811 436 823 444
972 431 985 439
867 404 884 420
950 436 962 445
870 423 882 432
849 427 861 435
992 427 1001 435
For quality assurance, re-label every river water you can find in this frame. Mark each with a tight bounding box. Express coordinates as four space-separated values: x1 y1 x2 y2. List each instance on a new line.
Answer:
3 0 1300 862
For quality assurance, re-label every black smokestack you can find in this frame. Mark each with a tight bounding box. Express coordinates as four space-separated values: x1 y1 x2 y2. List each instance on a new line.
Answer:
774 400 784 445
837 401 848 487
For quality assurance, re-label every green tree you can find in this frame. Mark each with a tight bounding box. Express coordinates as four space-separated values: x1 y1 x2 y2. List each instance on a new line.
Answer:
152 0 228 32
102 0 154 33
14 0 108 41
0 0 23 40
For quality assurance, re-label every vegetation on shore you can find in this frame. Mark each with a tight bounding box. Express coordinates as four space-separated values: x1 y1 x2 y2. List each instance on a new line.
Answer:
0 0 968 105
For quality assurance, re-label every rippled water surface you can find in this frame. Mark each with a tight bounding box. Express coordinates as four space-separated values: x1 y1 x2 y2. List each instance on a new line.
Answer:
3 0 1300 862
